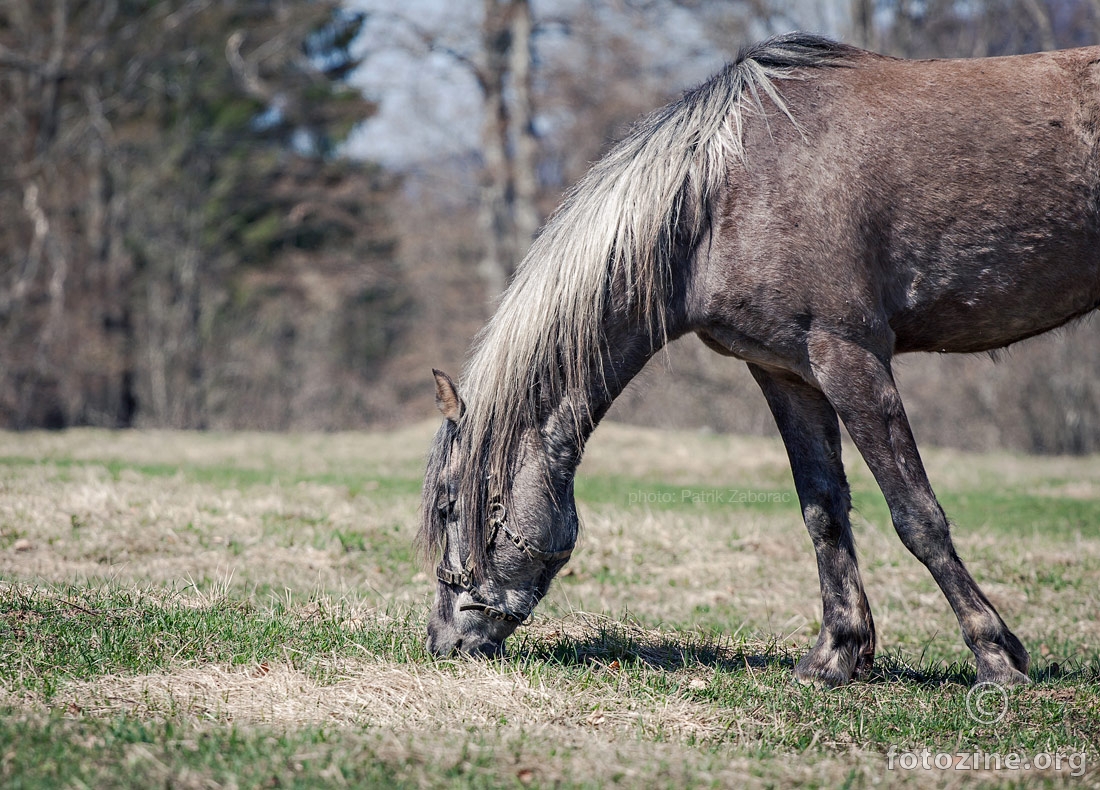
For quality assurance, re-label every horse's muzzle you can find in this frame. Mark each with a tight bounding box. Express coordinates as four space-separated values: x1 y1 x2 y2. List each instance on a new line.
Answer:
426 621 504 658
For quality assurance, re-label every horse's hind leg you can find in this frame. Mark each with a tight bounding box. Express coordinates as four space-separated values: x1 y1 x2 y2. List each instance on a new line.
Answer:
749 364 876 686
808 335 1030 686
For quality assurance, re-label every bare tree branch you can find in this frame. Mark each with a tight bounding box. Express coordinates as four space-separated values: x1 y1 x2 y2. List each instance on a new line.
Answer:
226 30 277 104
0 44 55 75
508 0 539 250
356 10 490 93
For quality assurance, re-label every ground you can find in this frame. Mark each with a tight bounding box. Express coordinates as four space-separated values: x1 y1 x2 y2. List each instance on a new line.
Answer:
1 423 1098 788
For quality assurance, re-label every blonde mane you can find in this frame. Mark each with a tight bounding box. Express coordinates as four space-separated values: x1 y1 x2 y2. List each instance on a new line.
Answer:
420 34 857 573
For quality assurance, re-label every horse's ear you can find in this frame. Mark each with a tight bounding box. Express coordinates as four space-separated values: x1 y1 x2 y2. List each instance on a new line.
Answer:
432 369 465 424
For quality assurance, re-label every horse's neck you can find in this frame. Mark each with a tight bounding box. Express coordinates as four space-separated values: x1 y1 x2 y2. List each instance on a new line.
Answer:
543 319 668 473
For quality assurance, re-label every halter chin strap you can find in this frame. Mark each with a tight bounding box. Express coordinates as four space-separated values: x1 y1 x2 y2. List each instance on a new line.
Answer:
435 498 574 625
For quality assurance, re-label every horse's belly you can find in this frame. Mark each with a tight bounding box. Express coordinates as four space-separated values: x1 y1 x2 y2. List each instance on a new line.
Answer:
890 278 1100 354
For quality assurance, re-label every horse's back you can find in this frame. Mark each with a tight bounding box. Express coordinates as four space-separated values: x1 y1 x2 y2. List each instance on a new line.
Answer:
703 45 1100 358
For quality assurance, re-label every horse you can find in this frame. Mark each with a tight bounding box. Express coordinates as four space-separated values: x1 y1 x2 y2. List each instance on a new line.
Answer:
418 32 1100 687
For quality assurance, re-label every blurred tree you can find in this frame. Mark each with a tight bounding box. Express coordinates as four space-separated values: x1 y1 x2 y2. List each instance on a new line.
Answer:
870 0 1098 58
852 0 874 46
476 0 539 300
356 0 541 300
13 0 1100 449
0 0 407 429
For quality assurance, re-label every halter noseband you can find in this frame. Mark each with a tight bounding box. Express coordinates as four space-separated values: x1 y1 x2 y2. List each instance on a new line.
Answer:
435 498 574 625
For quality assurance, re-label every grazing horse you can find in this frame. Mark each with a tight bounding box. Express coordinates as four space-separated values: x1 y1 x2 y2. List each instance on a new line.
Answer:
418 33 1100 686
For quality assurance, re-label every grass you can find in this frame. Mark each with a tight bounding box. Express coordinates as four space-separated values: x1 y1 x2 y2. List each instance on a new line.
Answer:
0 583 429 698
0 714 429 789
1 423 1099 787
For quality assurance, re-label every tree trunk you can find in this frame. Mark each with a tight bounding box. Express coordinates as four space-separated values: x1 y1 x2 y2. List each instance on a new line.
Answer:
508 0 539 258
851 0 874 48
477 0 539 303
1022 0 1056 51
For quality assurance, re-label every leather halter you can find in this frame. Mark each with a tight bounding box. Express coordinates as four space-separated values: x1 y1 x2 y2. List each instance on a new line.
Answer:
435 499 574 624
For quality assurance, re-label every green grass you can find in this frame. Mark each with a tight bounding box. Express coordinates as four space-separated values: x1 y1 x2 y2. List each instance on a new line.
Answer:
0 714 432 790
575 475 798 514
0 454 423 500
0 584 428 698
1 708 863 790
849 489 1100 540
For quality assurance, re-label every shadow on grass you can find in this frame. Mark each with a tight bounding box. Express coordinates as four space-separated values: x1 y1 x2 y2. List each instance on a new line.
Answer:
510 613 1100 688
522 619 798 676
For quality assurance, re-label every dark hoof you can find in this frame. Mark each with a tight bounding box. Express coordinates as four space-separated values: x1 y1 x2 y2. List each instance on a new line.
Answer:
976 667 1031 686
976 651 1031 686
794 639 874 687
975 633 1030 686
794 659 851 688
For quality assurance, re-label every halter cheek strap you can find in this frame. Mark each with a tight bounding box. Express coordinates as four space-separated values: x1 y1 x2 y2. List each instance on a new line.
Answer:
436 565 524 624
435 498 574 625
435 566 469 588
500 523 574 563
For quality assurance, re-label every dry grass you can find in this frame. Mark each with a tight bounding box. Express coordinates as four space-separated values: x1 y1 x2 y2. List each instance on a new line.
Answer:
10 618 740 738
0 426 435 607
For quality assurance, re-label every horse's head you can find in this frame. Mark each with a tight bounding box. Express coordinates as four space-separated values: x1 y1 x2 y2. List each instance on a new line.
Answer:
419 369 578 657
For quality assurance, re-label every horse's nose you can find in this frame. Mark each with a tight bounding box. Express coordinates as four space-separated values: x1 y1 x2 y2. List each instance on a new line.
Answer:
426 622 450 656
466 639 504 658
427 621 502 658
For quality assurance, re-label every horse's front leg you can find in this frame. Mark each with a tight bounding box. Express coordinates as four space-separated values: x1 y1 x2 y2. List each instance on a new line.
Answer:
749 364 876 686
808 334 1030 686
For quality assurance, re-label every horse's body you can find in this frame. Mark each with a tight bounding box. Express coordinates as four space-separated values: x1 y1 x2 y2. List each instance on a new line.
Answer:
420 34 1100 686
703 44 1100 365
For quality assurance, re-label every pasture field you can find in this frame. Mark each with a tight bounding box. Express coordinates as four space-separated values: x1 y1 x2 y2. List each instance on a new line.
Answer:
0 423 1098 788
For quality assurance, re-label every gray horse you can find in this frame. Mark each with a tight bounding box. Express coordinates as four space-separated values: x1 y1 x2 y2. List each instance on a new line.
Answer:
419 33 1100 687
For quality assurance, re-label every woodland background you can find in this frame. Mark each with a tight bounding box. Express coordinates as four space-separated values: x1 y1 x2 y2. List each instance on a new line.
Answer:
4 0 1100 453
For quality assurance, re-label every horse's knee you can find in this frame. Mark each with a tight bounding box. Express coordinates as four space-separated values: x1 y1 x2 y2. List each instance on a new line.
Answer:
803 502 836 541
799 477 851 543
890 499 954 563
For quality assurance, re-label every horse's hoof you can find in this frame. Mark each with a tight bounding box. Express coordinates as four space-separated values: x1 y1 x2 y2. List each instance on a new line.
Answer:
976 666 1031 687
793 670 849 689
794 651 855 688
975 635 1030 686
